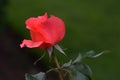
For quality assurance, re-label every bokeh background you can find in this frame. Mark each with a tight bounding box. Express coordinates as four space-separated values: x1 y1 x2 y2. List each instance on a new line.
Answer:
0 0 120 80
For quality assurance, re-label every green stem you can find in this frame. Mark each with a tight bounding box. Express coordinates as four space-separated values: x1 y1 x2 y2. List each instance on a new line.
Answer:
52 52 64 80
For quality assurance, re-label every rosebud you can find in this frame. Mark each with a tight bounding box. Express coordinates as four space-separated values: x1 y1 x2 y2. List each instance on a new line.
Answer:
20 13 65 49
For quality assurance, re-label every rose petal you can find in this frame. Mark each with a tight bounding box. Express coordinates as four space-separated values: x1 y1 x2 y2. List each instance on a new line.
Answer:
30 31 45 42
26 18 42 32
38 13 47 22
40 15 65 45
25 13 48 32
49 15 65 41
20 39 43 48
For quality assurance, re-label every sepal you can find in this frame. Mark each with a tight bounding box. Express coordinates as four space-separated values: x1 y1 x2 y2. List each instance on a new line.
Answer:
47 47 53 57
54 44 66 55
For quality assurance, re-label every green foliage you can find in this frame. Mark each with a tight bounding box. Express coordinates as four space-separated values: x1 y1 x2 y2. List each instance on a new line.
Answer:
62 60 72 68
61 53 93 80
73 54 82 64
26 53 96 80
84 50 108 58
25 74 38 80
60 51 106 80
69 64 91 80
25 72 46 80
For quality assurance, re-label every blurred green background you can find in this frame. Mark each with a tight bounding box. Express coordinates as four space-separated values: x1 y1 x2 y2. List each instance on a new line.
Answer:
1 0 120 80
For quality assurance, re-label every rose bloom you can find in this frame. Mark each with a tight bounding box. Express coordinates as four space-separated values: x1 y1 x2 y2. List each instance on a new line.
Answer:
20 13 65 49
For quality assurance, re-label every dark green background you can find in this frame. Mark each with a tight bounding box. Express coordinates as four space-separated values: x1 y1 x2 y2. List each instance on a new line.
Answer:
2 0 120 80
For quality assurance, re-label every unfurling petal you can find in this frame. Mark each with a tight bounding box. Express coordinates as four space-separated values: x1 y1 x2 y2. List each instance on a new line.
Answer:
20 39 43 48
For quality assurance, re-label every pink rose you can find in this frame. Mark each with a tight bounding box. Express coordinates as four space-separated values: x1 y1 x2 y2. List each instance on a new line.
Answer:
20 13 65 49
